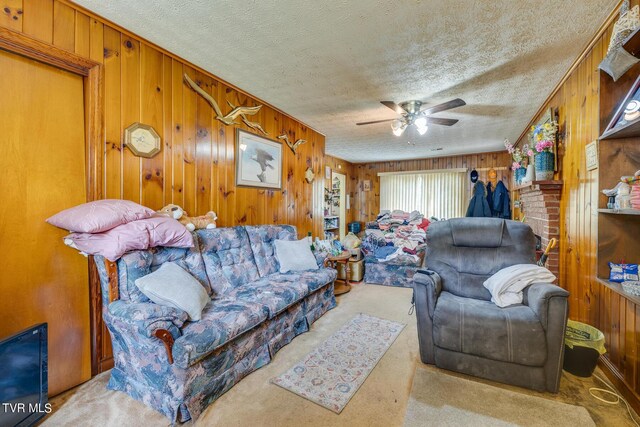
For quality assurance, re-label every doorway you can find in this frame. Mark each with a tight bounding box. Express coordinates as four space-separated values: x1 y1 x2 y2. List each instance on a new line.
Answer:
331 172 347 240
0 50 91 395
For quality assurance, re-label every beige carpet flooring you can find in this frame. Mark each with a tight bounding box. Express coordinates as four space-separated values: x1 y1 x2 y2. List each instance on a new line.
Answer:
404 368 595 426
44 283 638 426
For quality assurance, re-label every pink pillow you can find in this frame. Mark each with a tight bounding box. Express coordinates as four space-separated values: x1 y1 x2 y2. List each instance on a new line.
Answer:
64 217 193 261
47 199 155 233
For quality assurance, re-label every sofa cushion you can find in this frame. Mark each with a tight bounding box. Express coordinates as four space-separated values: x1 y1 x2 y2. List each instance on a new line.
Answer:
225 279 309 318
274 239 319 273
433 292 547 367
134 262 209 321
173 298 268 368
245 225 297 277
197 227 260 295
116 239 210 302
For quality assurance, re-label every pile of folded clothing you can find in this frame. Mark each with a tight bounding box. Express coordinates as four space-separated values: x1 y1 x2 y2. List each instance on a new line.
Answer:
362 210 430 264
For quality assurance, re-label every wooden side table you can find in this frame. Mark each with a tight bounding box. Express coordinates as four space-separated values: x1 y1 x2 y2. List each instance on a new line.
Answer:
324 251 352 295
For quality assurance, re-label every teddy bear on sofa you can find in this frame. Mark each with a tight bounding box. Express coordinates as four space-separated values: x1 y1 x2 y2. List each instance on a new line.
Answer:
157 204 217 232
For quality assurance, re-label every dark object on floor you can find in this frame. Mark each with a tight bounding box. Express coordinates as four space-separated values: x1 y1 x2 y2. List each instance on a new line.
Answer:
563 320 605 377
413 218 569 392
564 345 600 377
466 181 492 217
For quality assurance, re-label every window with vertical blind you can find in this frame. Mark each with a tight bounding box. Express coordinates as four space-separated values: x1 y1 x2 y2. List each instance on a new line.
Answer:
379 169 467 219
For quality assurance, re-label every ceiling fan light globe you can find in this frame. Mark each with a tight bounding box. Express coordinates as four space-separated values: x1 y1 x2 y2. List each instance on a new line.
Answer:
392 127 405 136
417 125 428 136
414 116 427 128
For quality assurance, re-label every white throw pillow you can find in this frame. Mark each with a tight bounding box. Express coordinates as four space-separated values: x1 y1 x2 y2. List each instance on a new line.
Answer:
274 239 319 273
135 262 209 321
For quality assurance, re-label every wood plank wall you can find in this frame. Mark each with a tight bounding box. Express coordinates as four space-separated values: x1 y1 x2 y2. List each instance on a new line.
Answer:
347 151 512 223
514 0 640 407
0 0 327 240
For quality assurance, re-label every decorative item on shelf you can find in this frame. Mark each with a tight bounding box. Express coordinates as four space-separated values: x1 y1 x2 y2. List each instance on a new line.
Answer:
226 101 268 135
530 110 558 180
600 76 640 139
523 155 535 183
277 133 307 154
602 171 640 211
598 0 640 81
304 167 315 183
124 122 161 158
585 140 599 171
183 73 262 126
235 129 282 189
504 139 530 184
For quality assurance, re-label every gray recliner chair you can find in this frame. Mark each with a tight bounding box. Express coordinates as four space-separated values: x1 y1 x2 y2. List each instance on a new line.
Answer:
414 218 569 392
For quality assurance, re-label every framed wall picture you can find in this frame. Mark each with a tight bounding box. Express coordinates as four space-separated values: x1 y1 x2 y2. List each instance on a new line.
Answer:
363 180 371 191
235 129 282 190
585 140 598 171
325 165 331 180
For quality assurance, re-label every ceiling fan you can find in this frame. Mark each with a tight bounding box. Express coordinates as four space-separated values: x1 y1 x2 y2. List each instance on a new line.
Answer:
356 98 466 137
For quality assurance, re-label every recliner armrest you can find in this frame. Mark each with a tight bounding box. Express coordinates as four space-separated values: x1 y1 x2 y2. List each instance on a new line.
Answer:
108 300 189 338
413 270 442 318
523 283 569 330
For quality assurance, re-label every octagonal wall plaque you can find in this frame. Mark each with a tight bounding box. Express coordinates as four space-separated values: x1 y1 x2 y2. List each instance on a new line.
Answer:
124 122 161 158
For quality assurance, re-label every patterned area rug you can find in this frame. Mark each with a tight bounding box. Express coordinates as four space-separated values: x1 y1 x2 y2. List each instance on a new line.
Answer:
271 313 405 413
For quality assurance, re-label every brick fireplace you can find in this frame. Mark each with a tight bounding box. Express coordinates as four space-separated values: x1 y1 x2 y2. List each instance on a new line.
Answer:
517 180 563 278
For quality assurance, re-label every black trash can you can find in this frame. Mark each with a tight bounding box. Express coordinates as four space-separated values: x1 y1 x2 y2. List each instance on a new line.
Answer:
563 320 605 377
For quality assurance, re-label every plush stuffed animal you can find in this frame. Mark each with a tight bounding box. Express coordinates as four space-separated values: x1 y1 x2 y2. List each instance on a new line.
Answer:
156 204 217 232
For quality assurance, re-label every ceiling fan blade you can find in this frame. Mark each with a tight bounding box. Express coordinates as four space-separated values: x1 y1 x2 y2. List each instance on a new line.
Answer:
356 118 397 125
426 117 459 126
421 98 466 115
380 101 406 114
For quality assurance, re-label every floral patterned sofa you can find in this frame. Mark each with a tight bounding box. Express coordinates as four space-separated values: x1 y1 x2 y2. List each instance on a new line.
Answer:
363 251 425 288
94 225 336 423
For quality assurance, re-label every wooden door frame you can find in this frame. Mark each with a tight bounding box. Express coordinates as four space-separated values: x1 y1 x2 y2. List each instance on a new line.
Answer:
0 27 107 375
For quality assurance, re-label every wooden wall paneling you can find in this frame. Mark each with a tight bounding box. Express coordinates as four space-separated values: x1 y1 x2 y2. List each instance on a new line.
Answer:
0 0 23 31
182 65 197 216
162 54 173 208
103 27 121 199
73 11 89 57
170 59 184 208
194 70 212 216
88 16 102 63
21 0 52 43
140 43 164 210
120 35 141 203
624 300 636 385
52 0 73 51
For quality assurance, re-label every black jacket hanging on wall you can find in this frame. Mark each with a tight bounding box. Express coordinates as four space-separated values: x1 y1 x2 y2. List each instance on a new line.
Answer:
492 181 511 219
466 181 492 217
486 182 494 216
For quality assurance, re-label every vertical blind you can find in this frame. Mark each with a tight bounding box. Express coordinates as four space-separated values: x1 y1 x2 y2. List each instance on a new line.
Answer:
379 169 467 219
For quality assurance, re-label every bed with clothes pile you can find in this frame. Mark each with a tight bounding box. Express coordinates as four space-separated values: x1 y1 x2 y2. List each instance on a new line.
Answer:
362 210 430 288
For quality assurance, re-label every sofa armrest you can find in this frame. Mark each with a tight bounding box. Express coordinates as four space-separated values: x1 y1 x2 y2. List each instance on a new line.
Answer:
314 252 327 268
523 283 569 330
108 300 189 338
413 270 442 318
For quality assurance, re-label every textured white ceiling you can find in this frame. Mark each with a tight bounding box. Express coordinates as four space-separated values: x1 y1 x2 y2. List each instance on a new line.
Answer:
74 0 618 163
